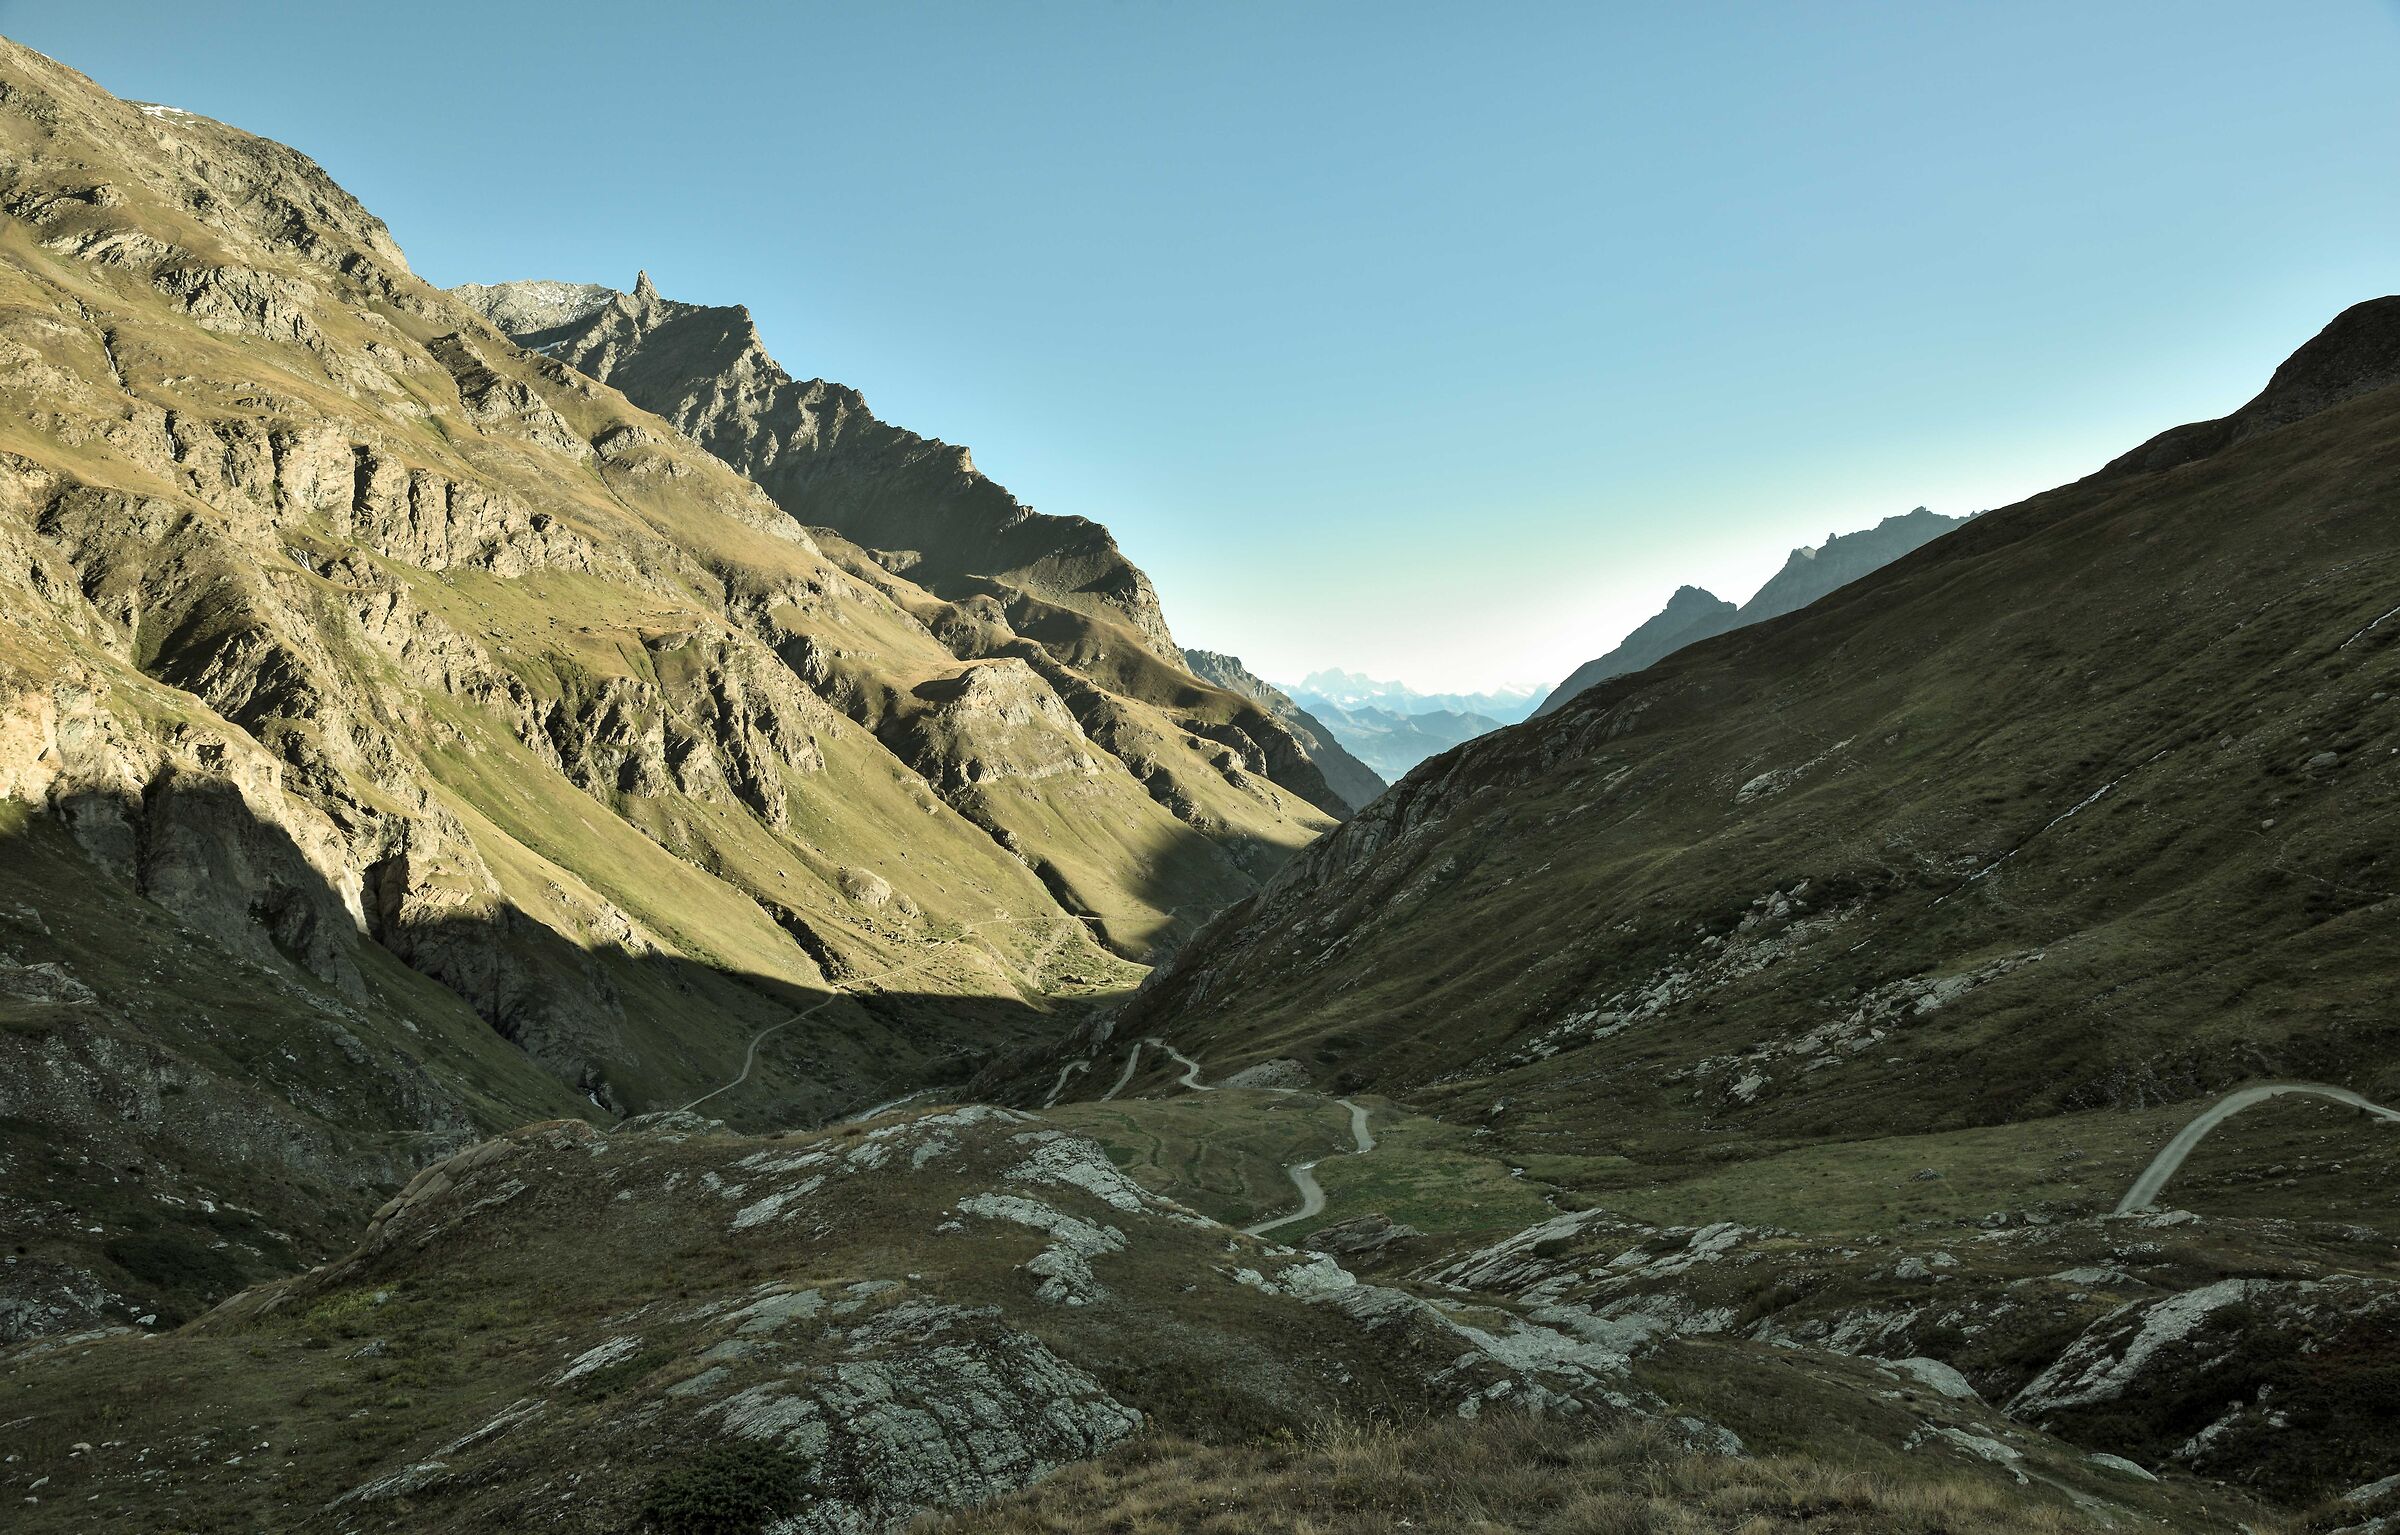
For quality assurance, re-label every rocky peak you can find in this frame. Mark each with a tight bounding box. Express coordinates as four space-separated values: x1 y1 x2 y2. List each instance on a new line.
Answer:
452 273 1183 660
1535 508 1968 717
449 278 614 338
455 273 1362 828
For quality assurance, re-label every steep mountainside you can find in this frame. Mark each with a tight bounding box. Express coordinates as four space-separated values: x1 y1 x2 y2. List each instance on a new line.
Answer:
454 275 1174 654
1184 647 1386 811
1125 295 2400 1154
451 276 1356 836
0 41 1333 1338
1534 507 1969 716
1075 304 2400 1508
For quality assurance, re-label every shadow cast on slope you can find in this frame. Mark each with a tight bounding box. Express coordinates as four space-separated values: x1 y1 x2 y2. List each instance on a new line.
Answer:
0 783 1100 1329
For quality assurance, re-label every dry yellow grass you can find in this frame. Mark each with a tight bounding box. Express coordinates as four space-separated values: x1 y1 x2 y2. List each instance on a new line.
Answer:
912 1415 2154 1535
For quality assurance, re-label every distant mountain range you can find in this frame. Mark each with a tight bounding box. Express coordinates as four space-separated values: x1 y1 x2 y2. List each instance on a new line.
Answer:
1280 697 1505 783
1531 506 1971 717
1266 670 1539 779
1287 668 1543 725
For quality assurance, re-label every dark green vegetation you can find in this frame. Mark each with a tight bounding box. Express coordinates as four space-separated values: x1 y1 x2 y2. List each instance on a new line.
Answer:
639 1442 810 1535
1125 294 2400 1232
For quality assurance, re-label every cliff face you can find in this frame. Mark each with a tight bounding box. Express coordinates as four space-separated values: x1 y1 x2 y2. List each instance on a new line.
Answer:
1533 509 1968 717
455 274 1183 659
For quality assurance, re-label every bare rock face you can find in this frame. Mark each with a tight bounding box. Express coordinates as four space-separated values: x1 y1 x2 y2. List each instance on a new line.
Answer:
885 660 1105 791
455 276 1183 659
2010 1276 2400 1499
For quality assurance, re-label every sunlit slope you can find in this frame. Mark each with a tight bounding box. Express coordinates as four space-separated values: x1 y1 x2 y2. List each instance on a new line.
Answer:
455 274 1359 834
0 33 1203 1345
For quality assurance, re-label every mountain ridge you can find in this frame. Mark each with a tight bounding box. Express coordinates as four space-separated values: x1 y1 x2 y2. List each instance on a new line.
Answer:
453 275 1360 830
1533 506 1971 717
1182 647 1387 812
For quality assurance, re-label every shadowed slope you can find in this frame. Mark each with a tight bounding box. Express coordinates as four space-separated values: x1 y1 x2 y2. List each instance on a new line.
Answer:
1124 296 2400 1178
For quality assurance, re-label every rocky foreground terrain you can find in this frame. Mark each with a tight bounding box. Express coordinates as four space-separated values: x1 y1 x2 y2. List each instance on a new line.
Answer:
2 27 2398 1535
0 1103 2280 1531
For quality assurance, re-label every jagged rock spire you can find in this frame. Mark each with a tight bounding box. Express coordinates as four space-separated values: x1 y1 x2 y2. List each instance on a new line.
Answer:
633 269 657 302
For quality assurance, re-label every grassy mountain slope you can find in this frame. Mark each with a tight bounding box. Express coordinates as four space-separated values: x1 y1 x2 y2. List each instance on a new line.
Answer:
0 38 1205 1334
1058 309 2400 1509
1120 295 2400 1205
451 276 1356 836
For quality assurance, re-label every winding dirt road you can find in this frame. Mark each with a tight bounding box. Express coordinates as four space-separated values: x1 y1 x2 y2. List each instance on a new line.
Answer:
1041 1059 1091 1108
1245 1097 1375 1237
1089 1036 1375 1236
2116 1081 2400 1214
1098 1036 1209 1100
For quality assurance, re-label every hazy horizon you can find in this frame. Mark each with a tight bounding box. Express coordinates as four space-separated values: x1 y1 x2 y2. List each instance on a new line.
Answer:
13 1 2396 693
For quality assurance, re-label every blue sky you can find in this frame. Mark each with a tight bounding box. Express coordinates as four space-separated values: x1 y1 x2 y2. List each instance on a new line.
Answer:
9 2 2397 692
